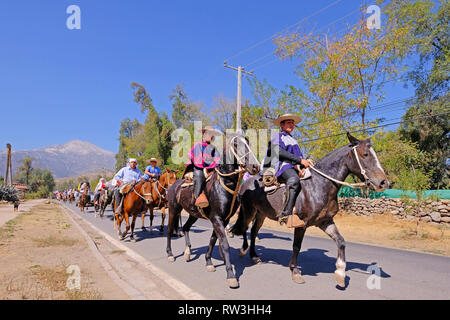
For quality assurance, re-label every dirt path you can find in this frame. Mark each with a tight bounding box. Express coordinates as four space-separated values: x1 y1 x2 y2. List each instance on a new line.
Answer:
0 201 130 300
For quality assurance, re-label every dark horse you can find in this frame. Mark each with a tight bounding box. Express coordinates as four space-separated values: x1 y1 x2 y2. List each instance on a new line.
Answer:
165 133 260 288
231 133 389 287
97 187 113 218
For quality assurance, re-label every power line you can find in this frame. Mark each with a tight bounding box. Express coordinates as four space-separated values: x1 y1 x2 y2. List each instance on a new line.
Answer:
298 109 450 144
250 22 353 71
244 7 361 70
223 0 344 64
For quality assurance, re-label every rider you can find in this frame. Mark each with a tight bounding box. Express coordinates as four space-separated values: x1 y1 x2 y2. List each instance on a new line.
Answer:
262 114 312 226
186 125 221 208
143 158 162 180
93 177 107 206
113 158 143 214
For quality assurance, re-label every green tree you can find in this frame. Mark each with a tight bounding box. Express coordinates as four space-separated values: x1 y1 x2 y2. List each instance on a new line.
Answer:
373 130 433 193
15 156 35 185
391 0 450 188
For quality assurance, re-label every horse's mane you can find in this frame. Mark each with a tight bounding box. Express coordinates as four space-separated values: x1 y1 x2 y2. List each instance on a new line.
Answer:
314 143 353 170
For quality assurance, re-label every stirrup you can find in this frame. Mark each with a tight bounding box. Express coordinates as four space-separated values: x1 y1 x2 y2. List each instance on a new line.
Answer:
195 193 209 208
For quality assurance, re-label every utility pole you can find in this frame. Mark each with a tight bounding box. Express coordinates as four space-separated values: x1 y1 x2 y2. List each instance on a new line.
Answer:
4 144 12 186
223 62 254 132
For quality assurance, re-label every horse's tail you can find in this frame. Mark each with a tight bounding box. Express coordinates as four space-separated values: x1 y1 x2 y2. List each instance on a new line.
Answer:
230 198 253 236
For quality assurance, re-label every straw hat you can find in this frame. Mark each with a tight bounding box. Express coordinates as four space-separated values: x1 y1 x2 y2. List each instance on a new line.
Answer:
199 126 222 136
146 158 160 165
273 113 302 126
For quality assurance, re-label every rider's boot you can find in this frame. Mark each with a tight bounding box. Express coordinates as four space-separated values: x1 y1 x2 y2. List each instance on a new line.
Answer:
278 176 305 228
114 190 123 215
193 168 209 208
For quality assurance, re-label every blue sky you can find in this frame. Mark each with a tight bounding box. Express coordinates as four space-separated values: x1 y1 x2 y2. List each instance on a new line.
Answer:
0 0 415 153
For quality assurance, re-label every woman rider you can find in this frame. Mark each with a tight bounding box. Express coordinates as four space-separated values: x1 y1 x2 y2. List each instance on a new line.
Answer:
186 126 221 208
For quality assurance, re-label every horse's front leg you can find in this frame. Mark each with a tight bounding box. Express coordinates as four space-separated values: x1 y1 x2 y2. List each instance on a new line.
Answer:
319 219 346 287
211 215 238 289
289 226 306 284
160 206 165 234
205 231 218 272
149 206 154 234
141 207 147 231
182 215 198 262
130 213 138 243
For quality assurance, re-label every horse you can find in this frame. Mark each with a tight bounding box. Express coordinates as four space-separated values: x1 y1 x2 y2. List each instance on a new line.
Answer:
97 188 113 218
113 179 153 242
69 193 75 203
146 169 179 234
165 132 260 288
78 189 89 214
231 133 389 287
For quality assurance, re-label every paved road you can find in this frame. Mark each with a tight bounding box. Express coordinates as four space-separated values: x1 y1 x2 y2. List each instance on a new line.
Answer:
62 202 450 299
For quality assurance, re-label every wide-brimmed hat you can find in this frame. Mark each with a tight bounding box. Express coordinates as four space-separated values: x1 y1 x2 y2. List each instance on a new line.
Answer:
199 126 222 136
273 113 302 126
146 157 160 165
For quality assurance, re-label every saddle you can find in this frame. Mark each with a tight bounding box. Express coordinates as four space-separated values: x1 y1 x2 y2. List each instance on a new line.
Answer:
119 183 133 195
181 168 214 188
262 167 311 193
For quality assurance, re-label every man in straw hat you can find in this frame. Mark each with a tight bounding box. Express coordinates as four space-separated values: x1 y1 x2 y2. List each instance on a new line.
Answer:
143 158 162 180
186 125 221 208
262 114 313 227
113 158 143 214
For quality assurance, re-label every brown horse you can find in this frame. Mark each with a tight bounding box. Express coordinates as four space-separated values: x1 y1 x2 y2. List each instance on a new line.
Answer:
113 179 153 242
145 169 179 234
69 193 75 203
78 189 89 214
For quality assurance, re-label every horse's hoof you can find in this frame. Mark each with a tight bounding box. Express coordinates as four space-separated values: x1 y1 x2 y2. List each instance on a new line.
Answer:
168 256 175 262
206 265 216 272
292 272 306 284
334 270 346 288
256 237 260 242
227 278 239 289
141 227 146 231
252 257 262 265
238 248 248 258
184 248 191 262
130 237 136 243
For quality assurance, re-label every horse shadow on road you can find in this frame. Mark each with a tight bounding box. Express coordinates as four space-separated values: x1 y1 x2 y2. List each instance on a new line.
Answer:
184 243 390 290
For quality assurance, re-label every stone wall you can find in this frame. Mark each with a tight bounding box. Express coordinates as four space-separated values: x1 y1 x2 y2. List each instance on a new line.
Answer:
338 197 450 226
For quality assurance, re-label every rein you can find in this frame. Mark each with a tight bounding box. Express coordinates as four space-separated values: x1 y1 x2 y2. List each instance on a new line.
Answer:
308 146 368 189
132 181 152 201
214 167 246 222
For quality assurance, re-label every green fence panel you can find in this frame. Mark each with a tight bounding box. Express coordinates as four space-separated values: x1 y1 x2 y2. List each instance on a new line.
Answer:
337 187 450 199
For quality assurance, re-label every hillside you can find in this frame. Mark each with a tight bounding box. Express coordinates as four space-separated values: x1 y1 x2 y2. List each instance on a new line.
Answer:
0 140 116 178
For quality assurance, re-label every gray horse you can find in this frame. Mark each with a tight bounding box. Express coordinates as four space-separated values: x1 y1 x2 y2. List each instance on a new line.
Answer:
231 133 389 287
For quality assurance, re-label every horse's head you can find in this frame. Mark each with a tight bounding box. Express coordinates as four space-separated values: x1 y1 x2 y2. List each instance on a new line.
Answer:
139 179 153 205
163 168 179 188
227 133 260 175
346 132 389 192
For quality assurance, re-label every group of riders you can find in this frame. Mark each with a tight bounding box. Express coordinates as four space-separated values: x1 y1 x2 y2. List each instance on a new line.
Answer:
58 113 313 227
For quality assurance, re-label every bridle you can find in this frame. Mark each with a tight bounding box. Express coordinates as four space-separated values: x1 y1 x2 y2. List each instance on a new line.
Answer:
153 171 176 200
214 135 259 221
308 145 372 189
132 180 153 201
